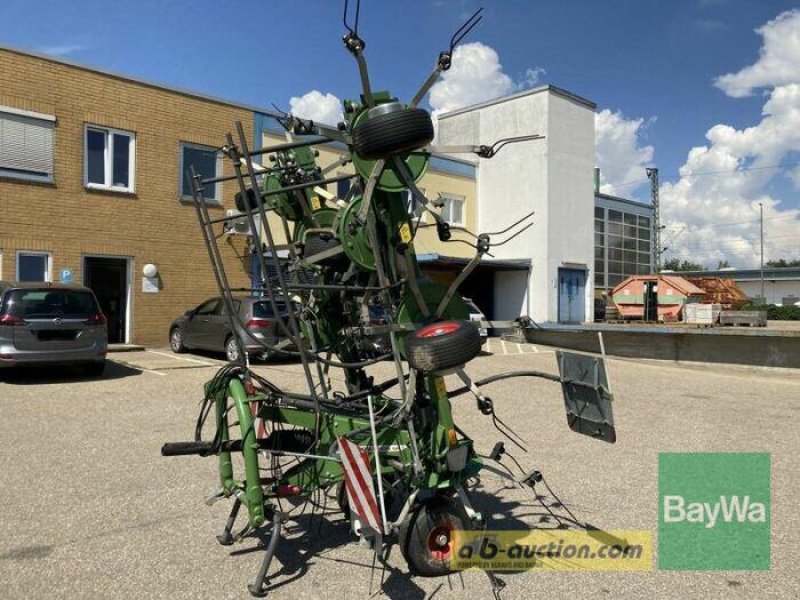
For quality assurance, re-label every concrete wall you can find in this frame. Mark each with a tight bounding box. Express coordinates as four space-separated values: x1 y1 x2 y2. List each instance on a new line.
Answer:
546 92 595 323
438 86 595 323
494 270 531 321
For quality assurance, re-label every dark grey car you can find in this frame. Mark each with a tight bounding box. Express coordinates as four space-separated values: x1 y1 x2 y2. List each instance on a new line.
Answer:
169 296 294 362
0 281 108 374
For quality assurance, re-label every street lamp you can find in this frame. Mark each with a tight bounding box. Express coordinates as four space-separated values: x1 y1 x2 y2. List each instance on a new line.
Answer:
759 202 765 305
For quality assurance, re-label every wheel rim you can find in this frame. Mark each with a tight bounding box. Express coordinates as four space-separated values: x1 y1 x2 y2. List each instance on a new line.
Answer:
426 524 454 561
170 329 182 350
226 339 238 362
417 322 460 338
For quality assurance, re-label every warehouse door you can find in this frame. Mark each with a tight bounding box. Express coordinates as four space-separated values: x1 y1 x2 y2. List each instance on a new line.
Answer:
558 268 586 323
84 256 129 343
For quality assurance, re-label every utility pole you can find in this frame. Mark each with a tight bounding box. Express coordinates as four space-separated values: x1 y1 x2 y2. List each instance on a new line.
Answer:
646 167 661 272
760 202 765 305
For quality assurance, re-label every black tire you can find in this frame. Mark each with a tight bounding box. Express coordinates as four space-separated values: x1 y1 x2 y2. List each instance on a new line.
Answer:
353 108 434 160
169 327 186 353
400 497 469 577
405 320 482 373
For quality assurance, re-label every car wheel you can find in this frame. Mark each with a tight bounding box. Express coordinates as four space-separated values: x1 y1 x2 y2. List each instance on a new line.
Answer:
170 327 186 353
352 107 434 160
225 336 240 363
404 320 482 373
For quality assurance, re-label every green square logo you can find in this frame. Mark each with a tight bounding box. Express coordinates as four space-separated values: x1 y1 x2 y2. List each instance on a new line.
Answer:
658 452 770 570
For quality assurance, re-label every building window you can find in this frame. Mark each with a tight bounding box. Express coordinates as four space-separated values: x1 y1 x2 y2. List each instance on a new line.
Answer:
85 125 135 192
0 107 55 183
180 142 221 202
440 194 465 226
16 251 51 282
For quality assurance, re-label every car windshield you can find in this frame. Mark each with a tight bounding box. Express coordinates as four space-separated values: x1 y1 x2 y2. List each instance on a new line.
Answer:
2 289 99 319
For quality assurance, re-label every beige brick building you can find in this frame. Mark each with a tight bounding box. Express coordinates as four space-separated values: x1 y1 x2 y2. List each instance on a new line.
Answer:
0 46 485 346
0 46 255 345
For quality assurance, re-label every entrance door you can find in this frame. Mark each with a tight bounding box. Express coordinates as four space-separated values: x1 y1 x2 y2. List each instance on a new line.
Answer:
84 257 128 343
558 268 586 323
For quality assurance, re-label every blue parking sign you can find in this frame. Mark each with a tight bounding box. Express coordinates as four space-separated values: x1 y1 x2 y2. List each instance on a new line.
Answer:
60 268 73 283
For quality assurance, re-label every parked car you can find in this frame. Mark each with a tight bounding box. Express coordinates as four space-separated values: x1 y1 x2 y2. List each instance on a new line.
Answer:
0 281 107 375
463 297 488 345
169 296 295 362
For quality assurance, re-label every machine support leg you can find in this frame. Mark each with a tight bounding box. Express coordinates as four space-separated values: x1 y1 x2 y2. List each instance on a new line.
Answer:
247 513 285 598
216 498 242 546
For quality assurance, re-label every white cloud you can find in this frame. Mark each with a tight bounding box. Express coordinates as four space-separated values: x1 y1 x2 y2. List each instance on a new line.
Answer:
662 52 800 268
714 9 800 97
521 67 546 88
37 43 85 57
594 109 654 195
288 90 343 127
428 42 543 118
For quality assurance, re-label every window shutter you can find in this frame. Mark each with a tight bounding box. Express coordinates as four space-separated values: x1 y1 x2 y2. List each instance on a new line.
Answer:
0 111 55 177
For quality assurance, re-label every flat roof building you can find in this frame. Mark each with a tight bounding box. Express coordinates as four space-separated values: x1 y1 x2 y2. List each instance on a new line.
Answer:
0 45 257 345
438 85 597 323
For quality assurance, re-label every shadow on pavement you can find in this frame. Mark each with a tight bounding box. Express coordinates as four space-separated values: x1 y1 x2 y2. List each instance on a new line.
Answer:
0 360 142 385
216 476 603 598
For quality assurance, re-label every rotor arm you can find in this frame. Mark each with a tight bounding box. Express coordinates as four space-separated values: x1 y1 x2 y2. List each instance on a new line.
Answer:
409 8 484 109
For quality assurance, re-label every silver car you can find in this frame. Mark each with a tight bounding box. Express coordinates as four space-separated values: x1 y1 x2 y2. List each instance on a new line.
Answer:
0 282 108 375
463 297 488 345
169 296 294 362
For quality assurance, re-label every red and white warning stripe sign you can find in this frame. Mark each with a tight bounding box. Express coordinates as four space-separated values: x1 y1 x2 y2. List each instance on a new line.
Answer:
249 401 268 439
338 436 382 535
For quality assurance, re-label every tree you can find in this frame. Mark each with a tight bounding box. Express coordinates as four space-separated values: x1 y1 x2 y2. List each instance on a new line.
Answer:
663 258 706 272
765 258 800 268
717 260 731 269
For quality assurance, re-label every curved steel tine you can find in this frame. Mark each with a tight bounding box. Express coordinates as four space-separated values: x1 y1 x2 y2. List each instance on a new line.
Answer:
490 221 535 247
450 7 484 52
343 0 353 34
484 210 536 236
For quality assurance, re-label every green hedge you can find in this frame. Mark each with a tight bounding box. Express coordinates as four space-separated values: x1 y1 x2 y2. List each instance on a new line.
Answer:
740 303 800 320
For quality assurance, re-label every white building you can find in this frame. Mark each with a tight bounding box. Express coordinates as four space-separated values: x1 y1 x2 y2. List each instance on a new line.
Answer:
438 85 596 323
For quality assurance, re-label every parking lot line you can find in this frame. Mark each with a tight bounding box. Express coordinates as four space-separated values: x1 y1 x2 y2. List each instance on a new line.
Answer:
146 349 218 367
140 367 167 376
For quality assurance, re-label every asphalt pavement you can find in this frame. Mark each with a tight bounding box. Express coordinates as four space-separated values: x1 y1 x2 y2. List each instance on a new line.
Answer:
0 342 797 599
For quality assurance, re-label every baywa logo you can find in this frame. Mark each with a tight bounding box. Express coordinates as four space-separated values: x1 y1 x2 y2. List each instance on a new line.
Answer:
658 453 770 570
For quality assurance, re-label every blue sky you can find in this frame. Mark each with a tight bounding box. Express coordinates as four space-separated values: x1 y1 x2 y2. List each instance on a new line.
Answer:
1 0 799 266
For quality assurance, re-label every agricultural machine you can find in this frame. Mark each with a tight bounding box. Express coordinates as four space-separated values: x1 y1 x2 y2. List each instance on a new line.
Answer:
162 3 617 597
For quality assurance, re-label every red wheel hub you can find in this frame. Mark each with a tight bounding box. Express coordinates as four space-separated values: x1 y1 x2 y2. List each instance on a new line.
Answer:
417 322 460 338
426 524 454 561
